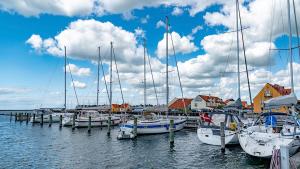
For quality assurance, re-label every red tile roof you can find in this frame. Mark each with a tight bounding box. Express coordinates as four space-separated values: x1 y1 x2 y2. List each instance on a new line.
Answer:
224 99 234 104
169 98 192 109
269 83 291 96
199 95 224 104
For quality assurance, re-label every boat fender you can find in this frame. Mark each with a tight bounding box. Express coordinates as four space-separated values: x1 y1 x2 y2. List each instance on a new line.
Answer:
229 122 237 131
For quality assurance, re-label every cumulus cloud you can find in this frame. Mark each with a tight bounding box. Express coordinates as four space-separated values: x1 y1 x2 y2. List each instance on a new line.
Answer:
0 0 228 17
26 19 143 66
71 81 87 89
66 64 91 77
0 0 95 17
26 34 42 50
171 7 183 16
157 31 198 58
141 15 150 24
134 27 145 39
156 20 166 29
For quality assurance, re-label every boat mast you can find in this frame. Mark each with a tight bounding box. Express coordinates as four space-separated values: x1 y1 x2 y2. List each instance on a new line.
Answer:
143 39 147 111
97 47 101 106
166 16 169 116
64 46 67 113
110 42 113 116
236 0 241 99
287 0 294 93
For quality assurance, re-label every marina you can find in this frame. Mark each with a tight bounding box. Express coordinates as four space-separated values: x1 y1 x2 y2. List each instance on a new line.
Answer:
1 0 300 168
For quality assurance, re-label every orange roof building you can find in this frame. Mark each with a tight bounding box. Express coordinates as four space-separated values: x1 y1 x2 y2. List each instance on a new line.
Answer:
168 98 193 110
253 83 291 113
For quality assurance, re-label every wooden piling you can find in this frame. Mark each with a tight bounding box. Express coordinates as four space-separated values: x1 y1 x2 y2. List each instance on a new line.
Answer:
26 113 29 124
220 122 225 153
15 113 17 122
10 112 12 122
169 119 175 145
49 114 52 127
107 116 111 136
40 114 44 126
133 117 137 137
280 145 289 169
88 116 91 133
72 114 75 130
32 114 36 124
59 115 63 128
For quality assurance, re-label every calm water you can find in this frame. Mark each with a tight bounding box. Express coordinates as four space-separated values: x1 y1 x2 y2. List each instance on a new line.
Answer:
0 115 269 169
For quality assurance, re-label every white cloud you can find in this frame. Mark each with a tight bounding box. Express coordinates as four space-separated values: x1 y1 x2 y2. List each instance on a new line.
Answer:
157 31 198 58
0 0 95 17
71 81 87 89
26 19 143 66
26 34 42 50
171 7 183 16
0 0 229 17
156 20 166 29
66 64 91 77
187 25 203 40
134 27 145 38
0 87 29 95
141 15 150 24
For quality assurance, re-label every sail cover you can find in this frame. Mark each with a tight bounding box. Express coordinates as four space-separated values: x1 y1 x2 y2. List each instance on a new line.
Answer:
264 93 298 109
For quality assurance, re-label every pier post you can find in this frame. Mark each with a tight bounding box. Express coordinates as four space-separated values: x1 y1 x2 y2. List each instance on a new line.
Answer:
40 114 44 126
15 113 17 122
72 114 75 130
133 116 137 137
169 119 175 145
10 112 12 122
59 115 63 128
88 116 91 133
49 114 52 127
26 113 29 124
32 114 36 124
220 122 225 153
280 145 289 169
107 116 111 136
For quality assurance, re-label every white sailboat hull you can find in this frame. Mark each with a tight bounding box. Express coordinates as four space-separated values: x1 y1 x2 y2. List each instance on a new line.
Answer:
75 117 121 127
238 127 300 158
120 118 186 134
30 114 61 123
197 127 239 146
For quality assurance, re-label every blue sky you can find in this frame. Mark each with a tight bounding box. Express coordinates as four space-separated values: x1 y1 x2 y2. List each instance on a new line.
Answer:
0 0 299 109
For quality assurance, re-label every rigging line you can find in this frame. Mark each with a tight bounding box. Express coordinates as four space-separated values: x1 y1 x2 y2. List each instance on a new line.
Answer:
146 43 159 105
280 0 286 35
99 46 110 103
97 47 100 106
169 26 187 115
268 0 276 80
237 0 253 111
292 0 300 61
66 59 80 106
112 45 125 109
220 33 234 77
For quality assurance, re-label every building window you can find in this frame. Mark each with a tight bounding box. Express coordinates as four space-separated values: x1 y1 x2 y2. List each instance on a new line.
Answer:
194 103 198 107
264 89 272 97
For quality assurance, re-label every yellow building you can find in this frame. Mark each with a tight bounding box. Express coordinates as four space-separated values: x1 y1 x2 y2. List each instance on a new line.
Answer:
253 83 291 113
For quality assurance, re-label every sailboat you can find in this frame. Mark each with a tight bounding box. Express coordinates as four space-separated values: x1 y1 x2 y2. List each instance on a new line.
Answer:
118 16 186 137
197 0 249 146
31 46 70 124
238 0 300 158
74 46 121 128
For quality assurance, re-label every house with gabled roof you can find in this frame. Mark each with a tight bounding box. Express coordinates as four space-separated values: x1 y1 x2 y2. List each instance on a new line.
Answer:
253 83 291 113
191 95 225 110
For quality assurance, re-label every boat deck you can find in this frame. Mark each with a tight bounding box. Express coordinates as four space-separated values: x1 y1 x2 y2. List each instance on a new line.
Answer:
291 151 300 168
